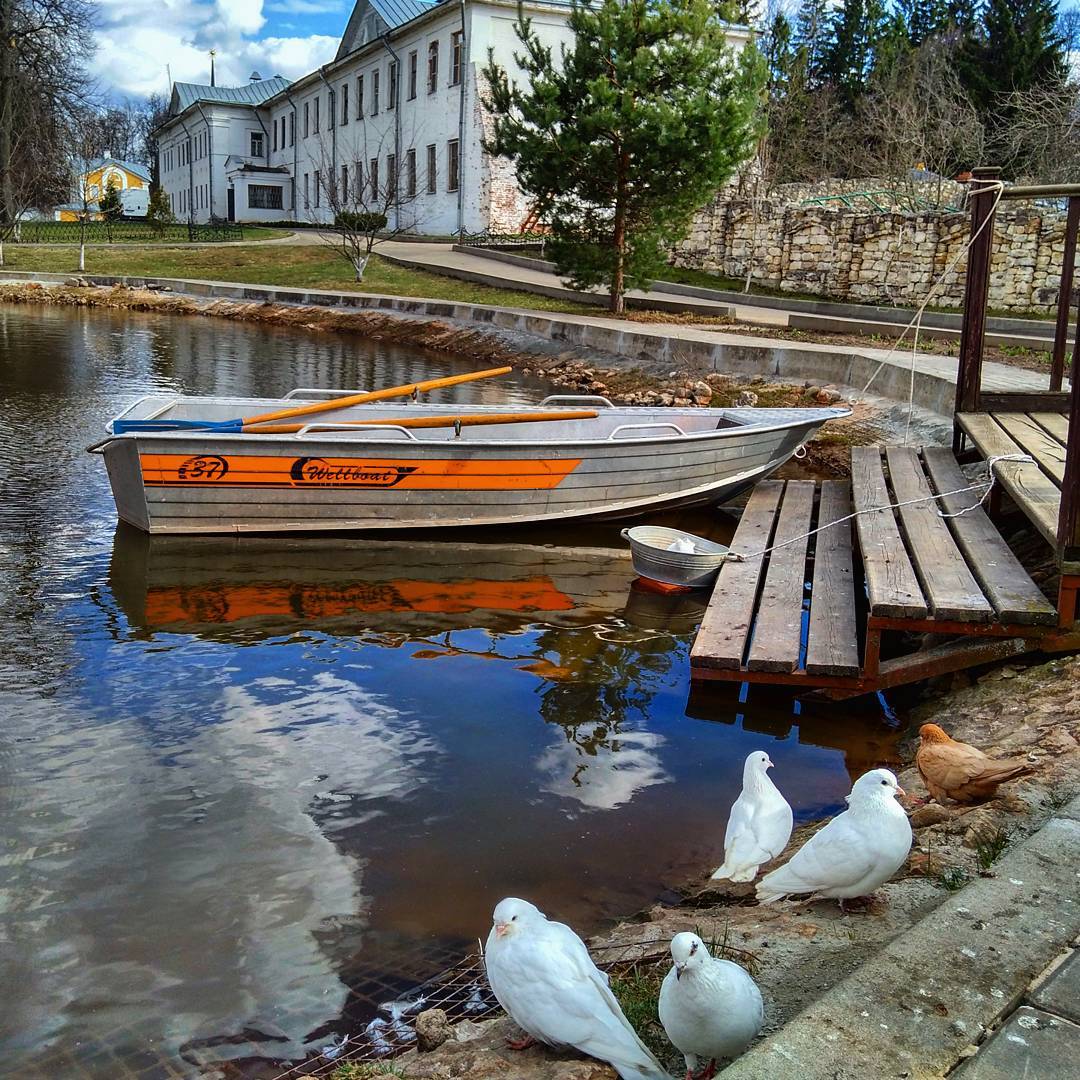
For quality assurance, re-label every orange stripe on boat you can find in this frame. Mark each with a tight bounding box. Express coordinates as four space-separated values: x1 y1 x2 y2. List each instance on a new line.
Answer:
139 453 581 490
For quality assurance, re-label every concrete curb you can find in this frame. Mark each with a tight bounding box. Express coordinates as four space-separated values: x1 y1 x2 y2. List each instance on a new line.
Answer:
0 270 1044 418
719 800 1080 1079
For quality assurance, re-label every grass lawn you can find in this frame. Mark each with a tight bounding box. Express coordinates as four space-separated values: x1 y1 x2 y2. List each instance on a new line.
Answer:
1 242 601 313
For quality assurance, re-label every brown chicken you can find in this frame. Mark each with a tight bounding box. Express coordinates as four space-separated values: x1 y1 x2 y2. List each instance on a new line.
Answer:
916 724 1034 804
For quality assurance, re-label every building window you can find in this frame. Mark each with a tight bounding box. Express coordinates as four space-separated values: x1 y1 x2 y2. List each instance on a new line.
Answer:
408 50 418 99
372 70 380 114
249 185 283 210
314 96 320 134
303 172 309 209
272 122 278 153
447 139 460 192
303 101 309 138
406 148 416 198
387 152 397 200
426 143 436 194
341 164 349 204
388 62 398 110
288 113 295 147
354 161 362 202
314 169 321 207
341 82 349 124
451 30 464 86
356 75 364 118
427 41 438 94
370 157 379 200
250 132 264 157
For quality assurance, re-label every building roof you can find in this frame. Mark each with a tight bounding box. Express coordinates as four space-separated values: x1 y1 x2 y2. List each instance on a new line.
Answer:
85 156 152 182
169 76 291 117
370 0 440 26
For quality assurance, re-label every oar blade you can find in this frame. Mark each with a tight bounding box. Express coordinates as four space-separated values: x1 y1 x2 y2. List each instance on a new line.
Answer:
112 418 243 434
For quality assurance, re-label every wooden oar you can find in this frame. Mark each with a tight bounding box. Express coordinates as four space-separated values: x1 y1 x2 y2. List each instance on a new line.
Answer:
112 367 513 433
244 409 599 434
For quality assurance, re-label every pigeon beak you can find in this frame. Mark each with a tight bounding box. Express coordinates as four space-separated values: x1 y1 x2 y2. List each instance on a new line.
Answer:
895 785 906 797
494 922 509 938
675 963 686 980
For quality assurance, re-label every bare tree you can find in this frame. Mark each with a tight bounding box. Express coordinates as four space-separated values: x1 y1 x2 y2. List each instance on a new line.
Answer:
1 0 94 224
999 80 1080 185
312 127 426 282
853 41 985 206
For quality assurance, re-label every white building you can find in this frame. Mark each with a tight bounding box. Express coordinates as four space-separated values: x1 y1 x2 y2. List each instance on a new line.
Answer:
157 0 749 235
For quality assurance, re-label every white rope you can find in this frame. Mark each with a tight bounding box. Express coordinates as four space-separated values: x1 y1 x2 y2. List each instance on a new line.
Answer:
854 182 1007 445
725 453 1033 564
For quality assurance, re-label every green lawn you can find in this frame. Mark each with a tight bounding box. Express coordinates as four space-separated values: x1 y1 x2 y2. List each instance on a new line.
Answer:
2 242 601 313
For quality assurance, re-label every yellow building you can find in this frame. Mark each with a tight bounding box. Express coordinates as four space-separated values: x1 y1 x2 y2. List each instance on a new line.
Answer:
54 154 153 221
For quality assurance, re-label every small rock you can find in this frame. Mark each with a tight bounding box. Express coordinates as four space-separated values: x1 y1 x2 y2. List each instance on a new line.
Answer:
659 392 675 406
734 390 758 407
910 804 954 828
415 1007 455 1052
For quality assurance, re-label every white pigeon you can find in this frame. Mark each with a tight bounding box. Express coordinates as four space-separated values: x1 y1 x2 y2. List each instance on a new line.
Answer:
755 768 912 909
483 897 669 1080
711 750 793 883
658 932 763 1080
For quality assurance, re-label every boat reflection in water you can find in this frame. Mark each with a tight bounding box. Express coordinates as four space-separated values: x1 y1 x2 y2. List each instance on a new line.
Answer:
108 525 637 642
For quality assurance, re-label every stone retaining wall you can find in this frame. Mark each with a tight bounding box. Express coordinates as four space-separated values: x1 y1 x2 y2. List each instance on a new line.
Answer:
676 199 1069 312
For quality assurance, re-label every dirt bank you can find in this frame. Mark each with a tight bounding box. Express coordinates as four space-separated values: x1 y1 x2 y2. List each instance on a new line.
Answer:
383 654 1080 1079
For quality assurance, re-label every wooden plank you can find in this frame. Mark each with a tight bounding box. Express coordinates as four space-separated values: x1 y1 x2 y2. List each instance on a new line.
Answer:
1030 412 1070 446
747 481 816 673
956 413 1064 548
885 446 993 621
691 482 784 671
978 391 1072 413
995 413 1067 484
806 480 861 676
923 447 1057 626
851 445 928 618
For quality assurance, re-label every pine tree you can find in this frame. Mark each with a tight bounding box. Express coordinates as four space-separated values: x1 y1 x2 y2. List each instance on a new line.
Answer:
98 179 123 221
484 0 764 313
820 0 891 107
146 186 174 235
898 0 951 44
794 0 831 81
764 11 797 89
960 0 1067 119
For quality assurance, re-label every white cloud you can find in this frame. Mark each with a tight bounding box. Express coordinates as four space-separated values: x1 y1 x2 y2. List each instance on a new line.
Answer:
92 0 338 98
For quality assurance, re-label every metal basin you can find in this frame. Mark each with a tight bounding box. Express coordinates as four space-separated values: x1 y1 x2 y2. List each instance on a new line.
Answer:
620 525 731 589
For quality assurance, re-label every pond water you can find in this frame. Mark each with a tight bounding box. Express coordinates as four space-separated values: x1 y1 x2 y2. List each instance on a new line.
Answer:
0 303 902 1077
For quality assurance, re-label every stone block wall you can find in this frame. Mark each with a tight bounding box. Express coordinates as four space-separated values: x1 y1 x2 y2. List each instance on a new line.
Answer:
675 198 1070 312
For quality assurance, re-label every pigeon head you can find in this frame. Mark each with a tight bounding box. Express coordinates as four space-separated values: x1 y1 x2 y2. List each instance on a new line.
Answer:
848 768 905 803
670 932 709 978
919 723 952 744
491 897 541 939
744 750 774 776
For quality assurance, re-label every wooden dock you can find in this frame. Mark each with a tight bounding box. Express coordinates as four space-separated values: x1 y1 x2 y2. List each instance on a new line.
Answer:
692 169 1080 697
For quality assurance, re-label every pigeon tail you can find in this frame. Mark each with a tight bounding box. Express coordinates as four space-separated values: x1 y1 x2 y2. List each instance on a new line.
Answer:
609 1059 672 1080
711 859 759 883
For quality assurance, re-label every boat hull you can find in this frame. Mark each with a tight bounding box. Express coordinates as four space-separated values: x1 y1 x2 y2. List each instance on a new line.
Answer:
97 401 845 535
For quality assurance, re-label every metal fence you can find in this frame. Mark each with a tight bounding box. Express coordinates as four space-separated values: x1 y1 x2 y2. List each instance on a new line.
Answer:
459 230 548 251
12 220 245 244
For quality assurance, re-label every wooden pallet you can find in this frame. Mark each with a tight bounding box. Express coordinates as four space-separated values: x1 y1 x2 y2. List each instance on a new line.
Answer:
690 446 1074 697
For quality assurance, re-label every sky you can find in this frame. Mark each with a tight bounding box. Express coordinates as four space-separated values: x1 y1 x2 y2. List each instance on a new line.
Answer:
94 0 350 98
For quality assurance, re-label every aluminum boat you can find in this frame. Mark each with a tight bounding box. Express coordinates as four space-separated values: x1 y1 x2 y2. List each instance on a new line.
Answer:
91 391 848 535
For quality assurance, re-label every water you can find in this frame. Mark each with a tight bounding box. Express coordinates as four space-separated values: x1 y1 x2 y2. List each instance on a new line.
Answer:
0 303 901 1077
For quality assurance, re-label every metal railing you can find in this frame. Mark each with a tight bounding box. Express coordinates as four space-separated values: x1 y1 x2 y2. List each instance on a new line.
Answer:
459 229 548 250
12 219 244 244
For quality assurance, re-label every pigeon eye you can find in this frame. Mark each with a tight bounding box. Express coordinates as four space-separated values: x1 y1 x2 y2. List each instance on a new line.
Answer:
881 779 888 785
511 915 517 921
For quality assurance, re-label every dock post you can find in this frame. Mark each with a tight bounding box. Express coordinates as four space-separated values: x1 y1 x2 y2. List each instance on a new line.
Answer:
1050 196 1080 393
953 166 1000 454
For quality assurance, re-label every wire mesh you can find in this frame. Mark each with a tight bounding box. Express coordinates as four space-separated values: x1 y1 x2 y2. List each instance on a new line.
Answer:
269 934 759 1077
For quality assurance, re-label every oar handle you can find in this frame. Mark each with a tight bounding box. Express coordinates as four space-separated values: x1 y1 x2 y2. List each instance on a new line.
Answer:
239 366 513 427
